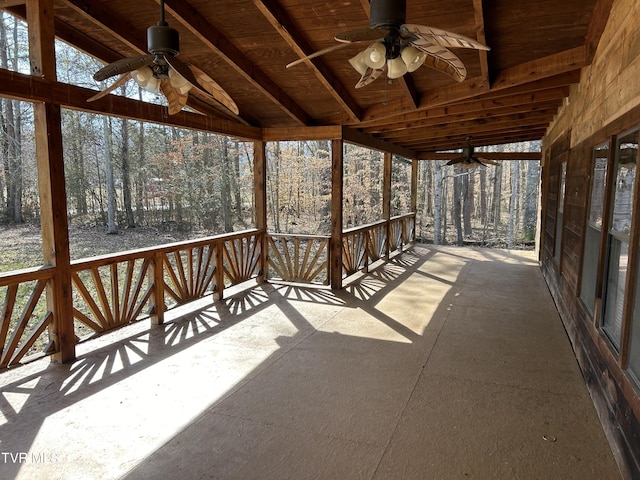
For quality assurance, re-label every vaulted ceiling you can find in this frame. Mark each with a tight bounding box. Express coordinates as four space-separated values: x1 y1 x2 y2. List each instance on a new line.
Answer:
3 0 611 157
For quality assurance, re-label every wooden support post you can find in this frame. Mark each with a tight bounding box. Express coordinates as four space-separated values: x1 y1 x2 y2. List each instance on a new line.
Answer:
383 152 392 258
28 0 75 363
330 139 344 290
254 141 267 283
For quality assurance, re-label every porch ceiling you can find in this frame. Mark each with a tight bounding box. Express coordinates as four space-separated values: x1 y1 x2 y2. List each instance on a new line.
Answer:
4 0 611 156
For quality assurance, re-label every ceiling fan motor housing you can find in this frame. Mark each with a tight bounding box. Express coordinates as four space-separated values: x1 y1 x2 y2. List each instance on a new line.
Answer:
369 0 406 29
147 23 180 56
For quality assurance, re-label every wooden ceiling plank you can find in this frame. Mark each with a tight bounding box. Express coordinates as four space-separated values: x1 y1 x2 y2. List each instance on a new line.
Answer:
61 0 147 54
161 0 312 126
252 0 363 122
491 46 587 90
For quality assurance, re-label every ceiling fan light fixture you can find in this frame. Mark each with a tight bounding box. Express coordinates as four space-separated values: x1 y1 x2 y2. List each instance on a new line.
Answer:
348 50 369 76
364 42 386 69
133 67 161 93
387 56 407 79
401 46 426 72
168 68 193 94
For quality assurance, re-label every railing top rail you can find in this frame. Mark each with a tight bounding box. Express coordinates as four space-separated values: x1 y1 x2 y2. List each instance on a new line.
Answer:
267 233 330 240
390 212 416 221
0 265 55 287
343 219 387 235
70 229 261 271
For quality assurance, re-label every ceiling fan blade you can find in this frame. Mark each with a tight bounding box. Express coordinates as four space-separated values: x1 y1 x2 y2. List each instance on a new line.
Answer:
446 156 466 166
410 42 466 82
286 43 353 68
86 73 131 102
164 55 200 87
475 156 499 166
160 79 189 115
400 24 490 51
93 54 154 81
187 65 239 116
334 28 388 43
355 67 384 89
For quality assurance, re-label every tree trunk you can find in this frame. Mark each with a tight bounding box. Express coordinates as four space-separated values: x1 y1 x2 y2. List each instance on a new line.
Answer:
434 161 443 244
462 172 472 236
120 116 135 228
523 160 539 242
102 116 118 234
508 161 519 248
454 170 463 246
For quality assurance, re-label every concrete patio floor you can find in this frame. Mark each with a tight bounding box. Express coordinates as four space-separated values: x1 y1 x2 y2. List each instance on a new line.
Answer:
0 245 621 479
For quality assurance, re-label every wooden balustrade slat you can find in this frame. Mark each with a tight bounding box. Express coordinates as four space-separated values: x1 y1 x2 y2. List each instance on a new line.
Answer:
0 279 47 368
91 268 114 327
124 259 151 323
73 307 104 333
8 311 52 366
72 272 109 330
173 251 189 298
120 260 135 325
163 254 187 301
111 263 120 325
0 284 18 357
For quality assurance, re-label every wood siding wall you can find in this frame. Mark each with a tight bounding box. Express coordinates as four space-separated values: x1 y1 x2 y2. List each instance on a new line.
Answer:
541 0 640 477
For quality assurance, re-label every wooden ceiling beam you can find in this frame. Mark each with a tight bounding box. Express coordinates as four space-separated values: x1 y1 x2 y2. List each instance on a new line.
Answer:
418 151 541 161
0 67 261 139
0 0 26 7
160 0 312 126
359 47 586 124
252 0 364 122
491 46 587 90
472 0 491 86
361 98 563 134
585 0 615 62
342 127 418 159
381 113 554 143
413 129 548 152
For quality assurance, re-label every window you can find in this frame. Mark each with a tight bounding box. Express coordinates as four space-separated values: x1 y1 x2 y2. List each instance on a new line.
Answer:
601 130 638 350
580 143 609 314
554 161 567 264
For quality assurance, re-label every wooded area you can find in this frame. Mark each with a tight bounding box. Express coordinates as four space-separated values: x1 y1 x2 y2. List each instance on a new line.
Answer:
0 12 540 273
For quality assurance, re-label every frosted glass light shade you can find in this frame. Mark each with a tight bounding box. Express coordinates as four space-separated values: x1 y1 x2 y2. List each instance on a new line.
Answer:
364 42 386 70
169 68 193 94
387 57 407 79
401 46 427 72
133 67 161 93
348 50 369 76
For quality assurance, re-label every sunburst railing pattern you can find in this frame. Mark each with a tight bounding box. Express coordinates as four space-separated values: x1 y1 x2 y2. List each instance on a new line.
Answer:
71 253 155 335
0 267 54 368
266 234 329 285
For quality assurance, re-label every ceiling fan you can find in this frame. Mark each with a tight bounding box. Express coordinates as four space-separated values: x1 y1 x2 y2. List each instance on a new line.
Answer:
446 137 499 169
87 0 238 116
286 0 489 88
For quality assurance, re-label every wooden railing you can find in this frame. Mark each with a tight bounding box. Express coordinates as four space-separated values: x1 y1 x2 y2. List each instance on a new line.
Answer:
71 229 262 337
342 212 416 278
0 266 55 368
266 234 329 285
1 215 415 368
